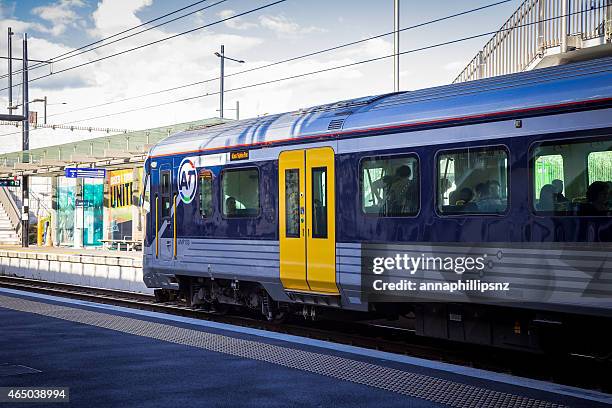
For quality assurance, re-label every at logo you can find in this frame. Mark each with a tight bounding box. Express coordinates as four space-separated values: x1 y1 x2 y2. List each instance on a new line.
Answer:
177 158 197 203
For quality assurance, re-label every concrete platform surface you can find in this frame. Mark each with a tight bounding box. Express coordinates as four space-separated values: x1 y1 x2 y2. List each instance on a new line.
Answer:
0 288 610 408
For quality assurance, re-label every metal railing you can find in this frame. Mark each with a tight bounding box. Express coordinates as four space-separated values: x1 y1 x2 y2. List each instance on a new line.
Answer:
28 189 51 220
5 187 50 220
0 187 22 239
454 0 612 83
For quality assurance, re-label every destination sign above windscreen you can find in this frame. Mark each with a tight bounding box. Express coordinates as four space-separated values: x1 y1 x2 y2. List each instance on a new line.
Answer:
64 168 106 179
230 150 249 161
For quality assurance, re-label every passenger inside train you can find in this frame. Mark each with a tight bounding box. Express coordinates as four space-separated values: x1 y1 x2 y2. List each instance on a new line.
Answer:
533 137 611 215
361 155 419 217
225 196 237 217
221 168 260 218
438 146 508 215
433 138 611 216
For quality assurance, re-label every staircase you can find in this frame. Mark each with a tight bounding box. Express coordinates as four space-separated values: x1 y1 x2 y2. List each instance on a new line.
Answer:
0 202 20 245
454 0 612 83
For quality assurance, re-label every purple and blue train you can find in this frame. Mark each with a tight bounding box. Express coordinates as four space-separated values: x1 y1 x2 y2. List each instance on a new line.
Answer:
143 57 612 352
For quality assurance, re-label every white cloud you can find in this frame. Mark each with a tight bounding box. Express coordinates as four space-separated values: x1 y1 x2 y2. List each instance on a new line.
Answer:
337 37 393 59
90 0 152 38
444 61 464 71
32 0 87 36
216 9 257 30
0 18 49 37
259 14 326 37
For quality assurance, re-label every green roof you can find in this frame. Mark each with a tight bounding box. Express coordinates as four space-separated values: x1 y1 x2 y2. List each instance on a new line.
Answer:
0 117 228 177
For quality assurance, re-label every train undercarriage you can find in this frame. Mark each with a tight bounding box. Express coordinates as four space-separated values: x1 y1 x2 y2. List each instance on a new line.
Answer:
155 276 612 357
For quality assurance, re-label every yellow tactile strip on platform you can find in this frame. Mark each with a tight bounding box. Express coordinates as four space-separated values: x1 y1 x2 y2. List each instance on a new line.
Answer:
0 295 566 408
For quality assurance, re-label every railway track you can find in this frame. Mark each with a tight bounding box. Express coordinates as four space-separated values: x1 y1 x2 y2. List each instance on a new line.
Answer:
0 274 610 394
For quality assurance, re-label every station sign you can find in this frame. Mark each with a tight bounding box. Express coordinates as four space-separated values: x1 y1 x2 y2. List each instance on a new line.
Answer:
65 168 106 179
28 111 38 125
0 178 20 187
75 199 95 207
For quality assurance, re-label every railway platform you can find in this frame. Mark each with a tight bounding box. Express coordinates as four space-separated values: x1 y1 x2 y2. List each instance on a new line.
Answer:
0 288 610 408
0 245 148 294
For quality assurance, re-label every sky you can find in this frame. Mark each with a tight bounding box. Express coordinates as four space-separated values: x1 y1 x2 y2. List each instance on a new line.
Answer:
0 0 519 153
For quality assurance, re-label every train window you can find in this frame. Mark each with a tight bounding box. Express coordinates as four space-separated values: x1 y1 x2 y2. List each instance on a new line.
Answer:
199 171 213 217
161 197 171 218
361 155 419 217
437 147 508 215
588 151 612 184
285 169 300 238
311 167 327 238
160 170 171 218
532 137 611 216
161 171 170 194
142 171 150 214
534 154 564 200
221 168 259 217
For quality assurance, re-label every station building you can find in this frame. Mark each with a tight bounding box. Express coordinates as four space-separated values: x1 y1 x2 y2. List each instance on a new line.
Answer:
0 118 226 249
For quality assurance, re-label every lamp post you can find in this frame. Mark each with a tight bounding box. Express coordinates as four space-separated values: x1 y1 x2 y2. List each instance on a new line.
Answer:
12 97 67 125
31 97 47 124
214 45 244 119
31 97 67 125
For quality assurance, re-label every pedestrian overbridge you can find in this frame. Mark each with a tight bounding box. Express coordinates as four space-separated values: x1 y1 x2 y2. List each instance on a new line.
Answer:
454 0 612 83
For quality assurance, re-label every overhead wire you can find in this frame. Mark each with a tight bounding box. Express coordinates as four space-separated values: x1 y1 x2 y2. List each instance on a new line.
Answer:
0 0 288 93
0 0 228 80
12 0 228 75
2 5 599 137
48 0 513 119
0 4 604 139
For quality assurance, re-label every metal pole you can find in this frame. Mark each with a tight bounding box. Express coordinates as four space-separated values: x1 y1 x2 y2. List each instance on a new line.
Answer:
8 27 13 113
606 0 612 42
236 100 239 121
220 44 224 119
21 33 29 248
561 0 568 53
537 0 545 55
393 0 400 92
43 96 47 124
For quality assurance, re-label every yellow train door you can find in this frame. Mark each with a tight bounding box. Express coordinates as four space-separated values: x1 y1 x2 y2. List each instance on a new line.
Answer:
279 150 308 291
279 147 338 294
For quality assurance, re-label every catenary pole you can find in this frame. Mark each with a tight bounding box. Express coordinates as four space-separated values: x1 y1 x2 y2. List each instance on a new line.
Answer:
394 0 400 92
21 33 29 247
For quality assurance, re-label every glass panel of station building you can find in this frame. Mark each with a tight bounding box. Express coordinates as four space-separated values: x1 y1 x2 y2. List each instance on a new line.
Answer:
82 178 103 246
56 177 76 246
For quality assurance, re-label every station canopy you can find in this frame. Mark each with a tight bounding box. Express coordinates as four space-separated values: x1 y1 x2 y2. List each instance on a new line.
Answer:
0 118 228 178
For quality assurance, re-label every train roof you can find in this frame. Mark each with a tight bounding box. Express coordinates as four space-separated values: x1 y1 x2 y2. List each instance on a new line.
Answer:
149 56 612 158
